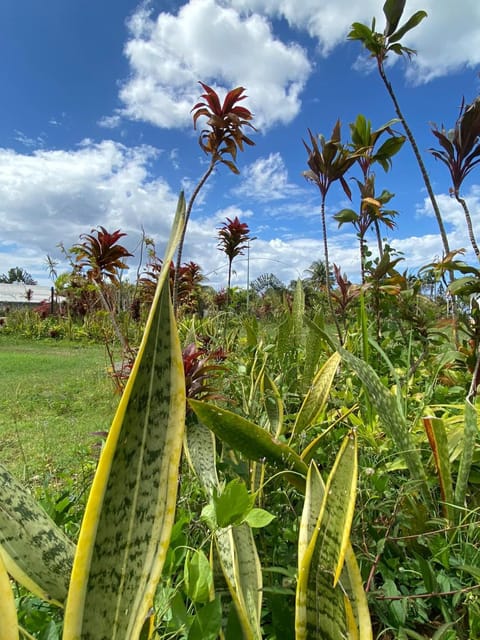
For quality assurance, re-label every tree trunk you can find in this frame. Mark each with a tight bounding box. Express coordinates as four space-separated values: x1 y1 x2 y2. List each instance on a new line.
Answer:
455 191 480 259
377 61 450 258
321 198 343 342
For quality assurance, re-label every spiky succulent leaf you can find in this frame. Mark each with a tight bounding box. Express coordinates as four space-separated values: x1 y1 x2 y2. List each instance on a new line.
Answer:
63 193 186 640
0 464 74 604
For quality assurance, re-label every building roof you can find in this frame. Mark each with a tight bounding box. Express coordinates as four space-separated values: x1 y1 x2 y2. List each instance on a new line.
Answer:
0 283 56 304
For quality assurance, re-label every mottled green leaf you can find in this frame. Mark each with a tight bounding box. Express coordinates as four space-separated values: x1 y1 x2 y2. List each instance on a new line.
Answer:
0 464 74 604
292 352 341 437
188 400 308 477
63 193 186 640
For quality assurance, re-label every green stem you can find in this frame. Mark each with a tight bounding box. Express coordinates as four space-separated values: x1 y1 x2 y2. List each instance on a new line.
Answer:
377 60 450 258
173 160 216 312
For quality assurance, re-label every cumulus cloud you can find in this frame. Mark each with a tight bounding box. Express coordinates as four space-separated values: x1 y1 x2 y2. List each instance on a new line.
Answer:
119 0 311 130
0 141 180 282
234 152 302 201
223 0 480 82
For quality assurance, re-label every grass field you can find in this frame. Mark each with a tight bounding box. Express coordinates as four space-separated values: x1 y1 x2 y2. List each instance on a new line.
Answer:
0 335 118 482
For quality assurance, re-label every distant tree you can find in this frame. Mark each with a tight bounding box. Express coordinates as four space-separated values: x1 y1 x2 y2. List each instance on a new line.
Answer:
303 121 358 340
217 216 252 300
304 260 331 289
0 266 37 285
71 226 133 352
251 273 285 296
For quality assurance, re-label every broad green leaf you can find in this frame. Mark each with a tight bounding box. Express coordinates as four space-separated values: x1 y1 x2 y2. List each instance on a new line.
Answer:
188 400 308 477
334 208 358 225
383 0 406 37
213 480 254 528
423 416 454 522
454 399 478 508
0 551 18 640
184 550 213 604
244 508 275 528
388 10 427 43
63 193 186 640
0 464 74 605
187 597 222 640
292 352 341 438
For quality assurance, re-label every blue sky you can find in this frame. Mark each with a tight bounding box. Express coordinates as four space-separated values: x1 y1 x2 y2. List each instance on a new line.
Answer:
1 0 479 289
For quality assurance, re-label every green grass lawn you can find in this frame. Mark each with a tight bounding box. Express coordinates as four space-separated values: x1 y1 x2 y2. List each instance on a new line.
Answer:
0 335 118 482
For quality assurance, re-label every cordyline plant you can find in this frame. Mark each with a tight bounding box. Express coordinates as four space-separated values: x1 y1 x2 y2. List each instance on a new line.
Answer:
335 176 398 283
347 114 405 261
71 226 133 353
217 215 252 304
173 82 256 312
303 120 359 341
430 96 480 259
348 0 451 259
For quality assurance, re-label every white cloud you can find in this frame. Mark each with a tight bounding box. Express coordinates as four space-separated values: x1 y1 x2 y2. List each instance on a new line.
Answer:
234 152 301 201
119 0 311 130
223 0 480 82
0 141 180 283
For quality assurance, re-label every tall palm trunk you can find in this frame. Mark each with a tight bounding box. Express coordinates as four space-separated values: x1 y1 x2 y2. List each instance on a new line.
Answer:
455 191 480 259
377 61 450 258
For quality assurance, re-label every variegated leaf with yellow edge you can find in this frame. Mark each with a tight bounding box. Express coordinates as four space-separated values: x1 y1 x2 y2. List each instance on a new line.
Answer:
296 432 368 639
0 551 18 640
63 192 186 640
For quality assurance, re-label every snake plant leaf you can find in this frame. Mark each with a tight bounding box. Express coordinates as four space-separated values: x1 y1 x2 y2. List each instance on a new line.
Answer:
184 421 219 496
343 546 373 639
454 399 478 508
260 371 284 437
0 551 19 640
215 524 262 640
296 434 358 639
292 279 305 349
188 400 307 477
291 352 341 438
184 418 263 639
339 348 429 496
0 464 74 605
63 194 186 640
423 416 454 522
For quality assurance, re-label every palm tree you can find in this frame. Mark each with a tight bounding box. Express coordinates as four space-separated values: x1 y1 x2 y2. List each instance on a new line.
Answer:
303 121 359 339
304 259 331 290
430 97 480 259
173 82 256 311
217 216 252 305
348 1 451 258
